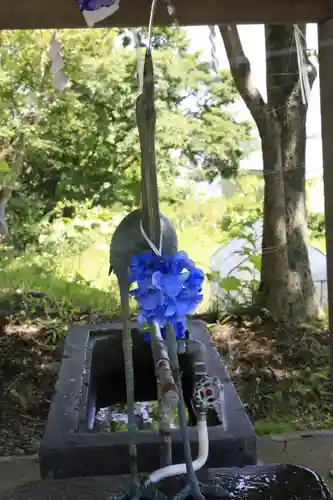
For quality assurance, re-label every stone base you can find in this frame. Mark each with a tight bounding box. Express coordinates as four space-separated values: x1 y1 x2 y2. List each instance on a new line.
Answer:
40 320 256 479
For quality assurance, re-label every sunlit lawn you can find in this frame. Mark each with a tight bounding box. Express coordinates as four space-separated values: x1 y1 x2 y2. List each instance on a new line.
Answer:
56 224 223 313
0 227 222 315
0 215 326 317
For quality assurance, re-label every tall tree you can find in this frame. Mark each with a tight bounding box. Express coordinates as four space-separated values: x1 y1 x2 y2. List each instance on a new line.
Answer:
219 24 320 320
0 27 250 239
185 70 252 182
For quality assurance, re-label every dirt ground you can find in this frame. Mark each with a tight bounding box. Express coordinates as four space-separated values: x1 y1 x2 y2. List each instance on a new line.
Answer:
0 316 61 456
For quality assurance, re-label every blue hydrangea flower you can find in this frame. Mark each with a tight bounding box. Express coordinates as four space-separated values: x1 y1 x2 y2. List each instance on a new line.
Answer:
76 0 117 11
129 250 204 342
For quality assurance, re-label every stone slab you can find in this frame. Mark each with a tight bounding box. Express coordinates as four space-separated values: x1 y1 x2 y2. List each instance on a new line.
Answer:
40 320 256 479
0 464 331 500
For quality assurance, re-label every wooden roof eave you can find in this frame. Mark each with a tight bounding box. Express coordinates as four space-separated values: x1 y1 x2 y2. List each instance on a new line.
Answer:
0 0 331 30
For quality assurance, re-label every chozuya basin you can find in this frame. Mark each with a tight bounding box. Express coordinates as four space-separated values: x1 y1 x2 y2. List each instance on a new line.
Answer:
1 464 331 499
39 320 257 479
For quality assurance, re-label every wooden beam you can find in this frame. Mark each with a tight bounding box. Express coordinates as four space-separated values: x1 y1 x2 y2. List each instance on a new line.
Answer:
0 0 331 30
318 18 333 410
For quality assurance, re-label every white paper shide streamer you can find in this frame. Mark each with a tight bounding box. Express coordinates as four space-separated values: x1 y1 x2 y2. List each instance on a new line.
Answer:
48 34 69 91
130 29 144 94
293 24 310 105
82 0 120 27
209 25 219 76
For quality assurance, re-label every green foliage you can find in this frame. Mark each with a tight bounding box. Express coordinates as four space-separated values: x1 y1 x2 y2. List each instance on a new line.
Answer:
0 27 250 221
0 195 230 332
219 276 242 292
186 73 253 182
0 201 121 328
205 177 264 314
6 194 47 249
207 218 262 314
219 174 264 233
308 212 325 239
0 188 327 347
0 161 9 177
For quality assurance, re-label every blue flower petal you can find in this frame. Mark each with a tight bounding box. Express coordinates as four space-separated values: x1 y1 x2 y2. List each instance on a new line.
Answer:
171 319 186 339
137 313 147 326
161 274 182 297
129 249 204 343
140 290 165 310
152 271 163 290
175 299 192 316
165 302 176 317
179 270 190 283
77 0 117 12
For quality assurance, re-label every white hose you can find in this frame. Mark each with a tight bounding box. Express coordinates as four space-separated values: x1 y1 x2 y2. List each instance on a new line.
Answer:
147 417 209 484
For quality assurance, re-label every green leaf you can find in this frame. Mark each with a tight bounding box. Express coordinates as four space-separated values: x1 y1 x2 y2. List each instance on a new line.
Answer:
251 278 260 288
236 246 253 257
206 271 220 282
0 161 9 172
220 276 242 292
249 254 262 271
238 265 253 273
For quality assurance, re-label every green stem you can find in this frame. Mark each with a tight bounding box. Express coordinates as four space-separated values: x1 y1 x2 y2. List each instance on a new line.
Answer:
119 283 138 495
164 325 202 497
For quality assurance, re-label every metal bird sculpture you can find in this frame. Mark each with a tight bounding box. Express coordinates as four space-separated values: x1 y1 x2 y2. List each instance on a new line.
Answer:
108 48 177 500
109 47 219 500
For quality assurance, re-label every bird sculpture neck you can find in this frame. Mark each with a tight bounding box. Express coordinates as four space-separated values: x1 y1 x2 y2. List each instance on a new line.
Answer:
136 48 161 250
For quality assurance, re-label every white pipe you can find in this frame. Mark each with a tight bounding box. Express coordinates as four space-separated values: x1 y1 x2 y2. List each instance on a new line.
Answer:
293 24 310 105
147 417 209 484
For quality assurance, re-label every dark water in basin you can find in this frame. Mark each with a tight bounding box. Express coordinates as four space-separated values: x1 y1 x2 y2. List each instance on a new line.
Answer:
198 464 333 500
1 463 331 499
165 464 333 500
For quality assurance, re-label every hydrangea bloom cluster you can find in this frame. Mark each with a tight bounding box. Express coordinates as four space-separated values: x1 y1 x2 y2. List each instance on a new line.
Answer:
129 250 204 342
77 0 117 11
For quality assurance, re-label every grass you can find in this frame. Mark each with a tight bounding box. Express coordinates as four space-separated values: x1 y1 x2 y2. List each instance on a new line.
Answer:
254 414 333 436
1 228 325 317
254 419 300 436
0 198 228 315
0 203 326 317
0 264 118 314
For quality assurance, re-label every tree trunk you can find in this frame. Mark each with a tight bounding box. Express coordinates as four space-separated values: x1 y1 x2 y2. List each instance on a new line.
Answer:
219 24 320 321
0 186 10 241
0 134 27 242
265 25 319 320
259 120 290 318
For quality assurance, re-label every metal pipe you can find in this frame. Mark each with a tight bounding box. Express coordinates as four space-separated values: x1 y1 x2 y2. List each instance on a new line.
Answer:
151 321 178 467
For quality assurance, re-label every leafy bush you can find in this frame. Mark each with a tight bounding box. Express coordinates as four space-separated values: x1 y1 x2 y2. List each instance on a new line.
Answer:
6 194 48 250
208 219 262 314
308 212 325 238
218 174 263 235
